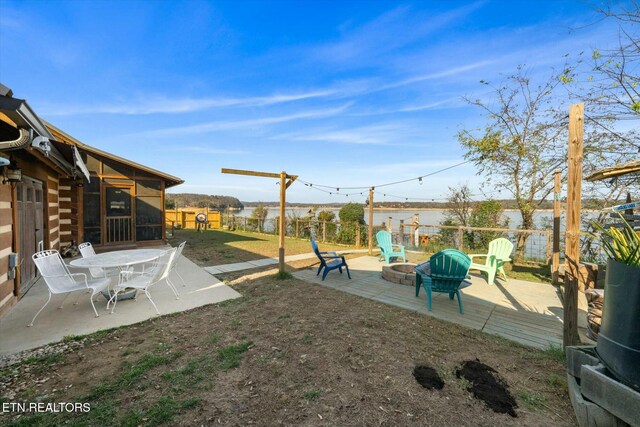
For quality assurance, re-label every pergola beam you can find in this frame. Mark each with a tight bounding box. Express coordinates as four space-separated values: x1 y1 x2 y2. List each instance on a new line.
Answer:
221 168 298 274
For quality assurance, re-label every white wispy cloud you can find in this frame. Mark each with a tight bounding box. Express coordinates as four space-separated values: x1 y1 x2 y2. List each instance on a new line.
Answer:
311 1 487 67
39 89 338 116
272 123 412 145
164 146 250 155
349 159 474 175
130 103 352 138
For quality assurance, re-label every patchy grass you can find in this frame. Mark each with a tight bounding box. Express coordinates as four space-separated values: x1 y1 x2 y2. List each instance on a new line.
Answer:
217 341 253 370
274 270 293 280
20 353 66 374
3 275 574 426
302 389 322 401
517 390 548 411
541 345 566 363
169 229 358 266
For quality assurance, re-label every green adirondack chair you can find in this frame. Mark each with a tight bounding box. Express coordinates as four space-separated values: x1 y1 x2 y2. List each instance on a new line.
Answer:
468 238 514 284
376 230 406 263
415 249 471 313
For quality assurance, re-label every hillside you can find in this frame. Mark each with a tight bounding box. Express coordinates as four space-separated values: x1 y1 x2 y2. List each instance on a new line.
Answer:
165 193 244 210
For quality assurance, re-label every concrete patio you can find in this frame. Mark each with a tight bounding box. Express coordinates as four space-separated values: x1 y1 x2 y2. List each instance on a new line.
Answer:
293 255 590 349
0 255 241 357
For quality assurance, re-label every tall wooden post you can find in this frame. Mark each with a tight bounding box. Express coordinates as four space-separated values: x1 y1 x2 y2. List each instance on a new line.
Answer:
279 172 286 272
563 103 584 348
387 216 392 232
221 168 297 274
368 188 374 255
552 170 561 286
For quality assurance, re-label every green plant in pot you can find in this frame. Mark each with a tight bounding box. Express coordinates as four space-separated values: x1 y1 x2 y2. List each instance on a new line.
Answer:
589 214 640 391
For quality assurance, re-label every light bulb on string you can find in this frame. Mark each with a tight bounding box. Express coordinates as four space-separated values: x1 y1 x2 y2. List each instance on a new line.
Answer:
419 177 423 185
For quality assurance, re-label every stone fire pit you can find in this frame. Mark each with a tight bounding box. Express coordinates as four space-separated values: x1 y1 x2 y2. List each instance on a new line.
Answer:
381 263 417 287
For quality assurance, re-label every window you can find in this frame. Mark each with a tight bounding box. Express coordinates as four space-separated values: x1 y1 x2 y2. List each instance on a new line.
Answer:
103 160 131 177
135 179 163 242
83 178 101 245
136 196 162 225
136 226 162 241
136 180 161 196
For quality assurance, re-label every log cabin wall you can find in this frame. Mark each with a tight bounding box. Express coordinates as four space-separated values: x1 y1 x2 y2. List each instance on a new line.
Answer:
0 182 15 316
0 150 64 315
58 177 74 247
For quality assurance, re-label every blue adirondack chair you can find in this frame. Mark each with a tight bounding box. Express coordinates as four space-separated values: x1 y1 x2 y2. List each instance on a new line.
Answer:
415 249 471 314
468 238 514 285
311 236 351 281
376 230 406 263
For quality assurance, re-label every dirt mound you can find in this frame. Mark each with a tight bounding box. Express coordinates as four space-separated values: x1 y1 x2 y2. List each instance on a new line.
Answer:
413 365 444 390
456 360 517 417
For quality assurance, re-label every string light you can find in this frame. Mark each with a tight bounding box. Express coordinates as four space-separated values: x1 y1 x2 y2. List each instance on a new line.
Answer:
295 160 471 190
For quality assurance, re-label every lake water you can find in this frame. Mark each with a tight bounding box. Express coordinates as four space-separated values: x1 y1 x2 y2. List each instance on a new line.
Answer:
233 207 559 230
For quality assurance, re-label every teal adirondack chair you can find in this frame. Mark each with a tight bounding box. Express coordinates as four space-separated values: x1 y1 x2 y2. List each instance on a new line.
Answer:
468 238 514 285
415 249 471 313
376 230 406 263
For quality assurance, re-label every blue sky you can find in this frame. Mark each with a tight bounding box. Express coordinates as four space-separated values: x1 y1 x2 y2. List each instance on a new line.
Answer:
0 0 623 203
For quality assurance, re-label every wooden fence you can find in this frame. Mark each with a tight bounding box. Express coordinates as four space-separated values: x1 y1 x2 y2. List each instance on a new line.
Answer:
165 208 221 230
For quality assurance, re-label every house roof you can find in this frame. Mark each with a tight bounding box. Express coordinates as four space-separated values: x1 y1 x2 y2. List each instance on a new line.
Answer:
585 159 640 182
44 121 184 188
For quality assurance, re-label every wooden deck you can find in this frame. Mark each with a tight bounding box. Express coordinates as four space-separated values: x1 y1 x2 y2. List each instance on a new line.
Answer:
293 256 575 349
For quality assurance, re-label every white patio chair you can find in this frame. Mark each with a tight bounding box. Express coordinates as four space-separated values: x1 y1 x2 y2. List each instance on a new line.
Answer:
29 250 110 326
109 248 176 315
173 241 187 287
138 242 186 297
78 242 119 279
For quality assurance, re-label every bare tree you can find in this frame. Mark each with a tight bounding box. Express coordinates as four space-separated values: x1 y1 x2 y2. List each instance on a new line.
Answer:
444 184 474 226
458 67 568 259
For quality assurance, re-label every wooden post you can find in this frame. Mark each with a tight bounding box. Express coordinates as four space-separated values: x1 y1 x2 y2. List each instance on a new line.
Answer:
387 216 392 232
295 219 299 238
221 168 297 274
355 224 361 247
552 170 561 286
457 226 464 251
563 103 584 348
279 172 286 272
322 221 326 242
368 188 374 255
399 220 405 247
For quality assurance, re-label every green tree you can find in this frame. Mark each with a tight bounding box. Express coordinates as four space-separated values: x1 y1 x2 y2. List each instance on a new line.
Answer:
337 203 365 245
318 210 336 222
458 67 567 259
338 203 365 224
251 204 269 232
317 210 337 241
468 200 509 249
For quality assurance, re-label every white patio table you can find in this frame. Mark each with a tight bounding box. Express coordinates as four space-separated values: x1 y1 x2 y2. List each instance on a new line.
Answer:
69 248 168 303
69 248 167 270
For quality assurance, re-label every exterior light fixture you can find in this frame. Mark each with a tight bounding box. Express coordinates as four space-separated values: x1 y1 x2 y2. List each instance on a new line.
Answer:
4 161 21 183
419 177 423 185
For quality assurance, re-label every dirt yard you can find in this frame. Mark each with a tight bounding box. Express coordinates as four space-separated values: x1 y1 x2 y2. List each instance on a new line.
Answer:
2 271 575 426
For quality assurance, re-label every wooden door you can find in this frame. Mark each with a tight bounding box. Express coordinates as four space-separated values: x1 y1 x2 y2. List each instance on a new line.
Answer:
17 177 44 296
104 184 133 244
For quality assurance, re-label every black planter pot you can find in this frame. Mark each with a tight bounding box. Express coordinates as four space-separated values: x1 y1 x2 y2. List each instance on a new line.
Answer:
596 259 640 391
